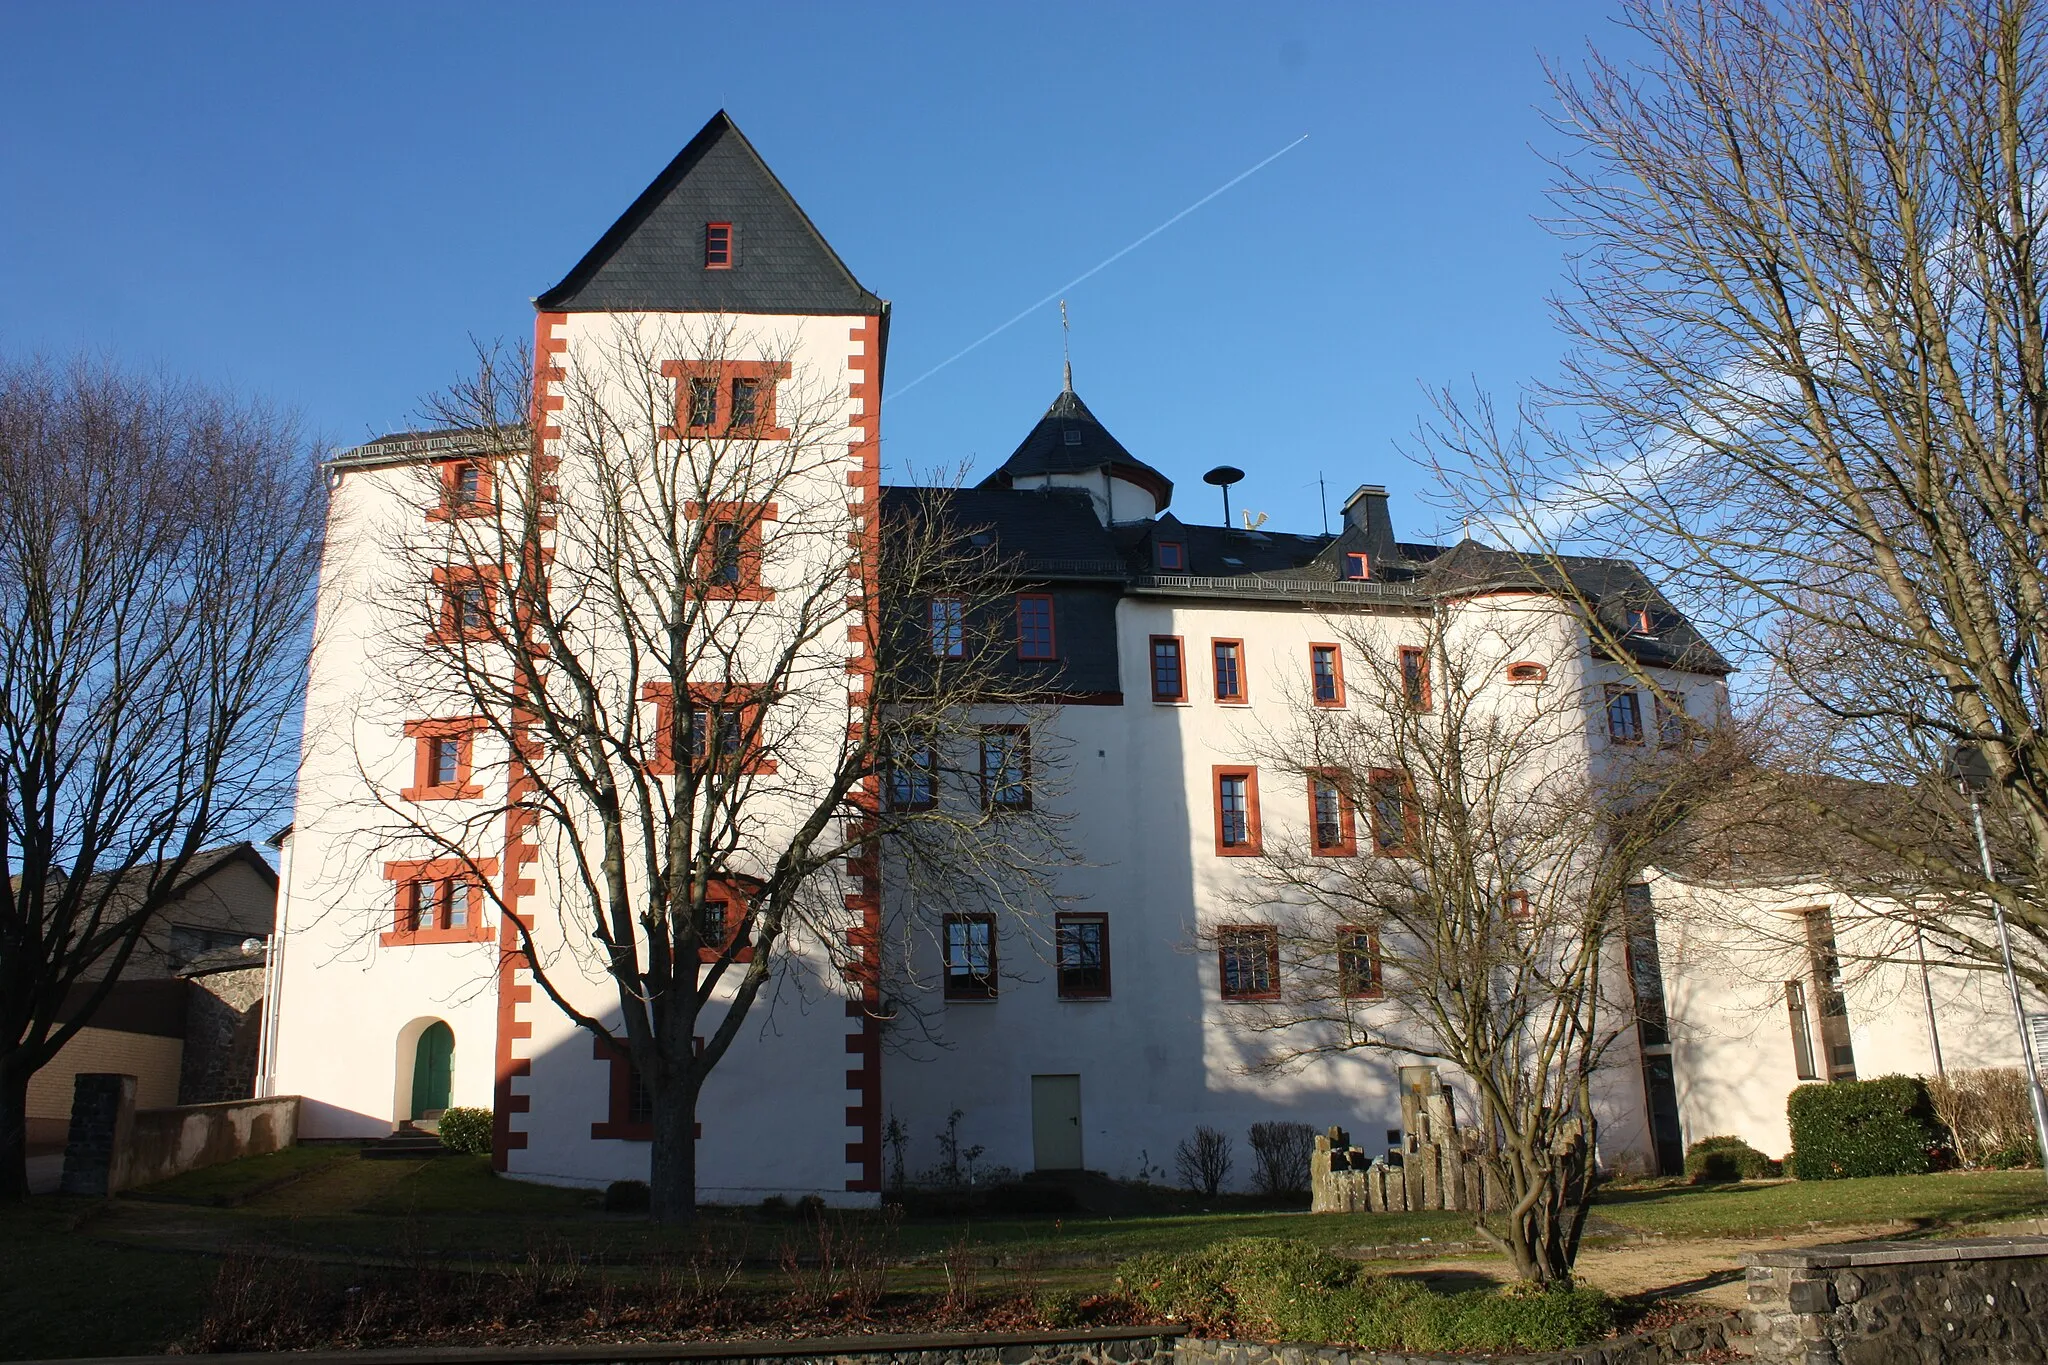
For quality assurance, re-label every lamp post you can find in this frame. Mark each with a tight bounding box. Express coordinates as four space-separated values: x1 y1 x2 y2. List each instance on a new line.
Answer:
1945 743 2048 1183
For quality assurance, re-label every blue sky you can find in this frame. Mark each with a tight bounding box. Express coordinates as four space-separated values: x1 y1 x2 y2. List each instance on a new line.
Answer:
2 2 1632 544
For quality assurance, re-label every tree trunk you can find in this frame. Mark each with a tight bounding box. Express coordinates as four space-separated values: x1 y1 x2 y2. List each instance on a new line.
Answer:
648 1076 698 1225
0 1055 34 1204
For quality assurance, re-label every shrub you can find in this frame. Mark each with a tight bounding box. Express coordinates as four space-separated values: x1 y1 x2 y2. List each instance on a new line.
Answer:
1037 1288 1086 1328
1683 1134 1777 1183
436 1106 493 1155
603 1179 650 1212
1115 1237 1611 1352
1927 1068 2041 1169
1787 1075 1941 1180
1247 1121 1318 1196
1175 1125 1234 1195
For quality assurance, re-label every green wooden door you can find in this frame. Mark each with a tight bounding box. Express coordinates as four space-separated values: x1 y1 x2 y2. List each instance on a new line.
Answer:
411 1022 454 1118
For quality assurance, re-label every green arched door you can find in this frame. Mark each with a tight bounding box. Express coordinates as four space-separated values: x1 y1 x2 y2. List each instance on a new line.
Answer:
411 1022 454 1119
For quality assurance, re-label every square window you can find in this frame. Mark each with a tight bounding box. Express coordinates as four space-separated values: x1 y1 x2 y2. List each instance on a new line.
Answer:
1504 889 1532 921
1344 552 1370 580
1156 541 1185 571
1606 686 1644 744
1212 639 1246 702
1218 926 1278 999
980 727 1030 811
1056 914 1110 999
705 222 732 269
930 597 964 658
1214 767 1262 855
1629 607 1654 635
687 703 744 766
1310 644 1344 706
1062 428 1083 447
943 914 996 999
1398 646 1432 711
1338 927 1381 998
1016 594 1056 660
1150 635 1185 702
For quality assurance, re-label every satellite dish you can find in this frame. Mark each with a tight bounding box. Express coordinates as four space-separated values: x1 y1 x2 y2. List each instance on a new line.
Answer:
1203 466 1246 531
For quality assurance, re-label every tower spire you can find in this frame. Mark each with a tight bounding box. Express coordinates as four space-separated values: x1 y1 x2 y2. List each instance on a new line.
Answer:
1060 298 1073 392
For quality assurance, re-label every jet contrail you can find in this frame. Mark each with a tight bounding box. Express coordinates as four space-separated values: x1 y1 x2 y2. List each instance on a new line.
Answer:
886 133 1311 403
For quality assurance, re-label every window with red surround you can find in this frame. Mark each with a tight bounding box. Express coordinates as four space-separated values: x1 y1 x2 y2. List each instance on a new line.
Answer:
1156 540 1185 571
1344 552 1371 580
1308 770 1356 856
429 568 498 644
1218 925 1279 1000
693 878 760 964
1506 661 1549 684
642 682 776 777
380 857 498 946
1213 766 1263 856
684 500 777 600
1150 635 1186 702
659 360 791 439
1310 644 1345 707
943 913 997 999
1056 913 1110 999
401 717 486 801
1504 889 1532 921
1016 594 1056 660
428 459 495 521
1338 927 1382 999
1398 646 1432 711
1367 768 1419 856
704 222 733 270
590 1036 703 1141
1212 639 1247 702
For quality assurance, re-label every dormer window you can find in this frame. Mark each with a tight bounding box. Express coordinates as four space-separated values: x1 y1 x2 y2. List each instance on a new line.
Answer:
1156 541 1185 571
705 223 733 269
1628 608 1654 635
1063 429 1083 446
1344 552 1371 580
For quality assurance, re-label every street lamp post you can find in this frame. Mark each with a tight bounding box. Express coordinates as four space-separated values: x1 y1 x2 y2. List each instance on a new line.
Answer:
1946 744 2048 1184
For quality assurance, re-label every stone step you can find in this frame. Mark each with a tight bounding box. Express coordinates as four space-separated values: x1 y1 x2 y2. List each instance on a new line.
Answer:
359 1131 451 1160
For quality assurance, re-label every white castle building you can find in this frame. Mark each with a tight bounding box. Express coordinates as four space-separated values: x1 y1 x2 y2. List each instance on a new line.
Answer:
263 113 2044 1199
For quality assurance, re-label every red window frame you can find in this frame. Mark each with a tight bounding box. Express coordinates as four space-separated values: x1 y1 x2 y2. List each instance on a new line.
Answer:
979 725 1031 812
1016 593 1056 660
1337 926 1383 999
1211 638 1247 703
401 717 486 801
1309 643 1345 707
429 567 498 644
1149 635 1186 702
929 597 965 658
1308 769 1357 857
1217 925 1280 1000
692 876 760 964
942 912 998 1000
704 221 733 269
1156 540 1185 571
683 499 777 600
1344 552 1371 580
642 681 776 777
428 458 496 521
659 359 792 439
1628 607 1654 635
1504 889 1532 921
380 856 499 946
1505 661 1549 684
1367 768 1419 856
1055 913 1111 1000
1213 765 1263 856
1606 685 1644 744
1398 646 1433 711
590 1035 704 1142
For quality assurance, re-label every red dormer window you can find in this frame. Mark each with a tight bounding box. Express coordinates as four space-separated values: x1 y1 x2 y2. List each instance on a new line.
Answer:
705 223 733 269
1344 552 1371 580
1157 541 1185 571
1628 608 1654 635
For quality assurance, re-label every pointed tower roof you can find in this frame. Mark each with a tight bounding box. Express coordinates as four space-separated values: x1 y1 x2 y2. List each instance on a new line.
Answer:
978 386 1174 509
536 111 885 316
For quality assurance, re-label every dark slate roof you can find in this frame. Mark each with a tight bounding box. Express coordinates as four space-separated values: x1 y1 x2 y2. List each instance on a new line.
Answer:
1123 513 1335 578
536 111 886 316
978 386 1173 510
881 485 1124 575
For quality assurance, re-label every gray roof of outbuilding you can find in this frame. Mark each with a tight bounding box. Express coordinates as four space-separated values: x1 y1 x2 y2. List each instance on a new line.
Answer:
979 387 1173 509
536 111 886 316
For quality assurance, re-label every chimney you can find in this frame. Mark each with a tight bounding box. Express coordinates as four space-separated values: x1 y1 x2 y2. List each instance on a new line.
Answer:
1340 485 1399 568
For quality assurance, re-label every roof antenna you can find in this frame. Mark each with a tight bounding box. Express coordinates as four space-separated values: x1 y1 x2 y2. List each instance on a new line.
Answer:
1060 299 1073 392
1318 472 1329 536
1204 464 1245 530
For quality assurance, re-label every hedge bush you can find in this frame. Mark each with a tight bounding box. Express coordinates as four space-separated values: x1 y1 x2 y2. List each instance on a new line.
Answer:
1787 1075 1941 1180
436 1106 493 1155
1684 1134 1777 1183
1116 1237 1611 1353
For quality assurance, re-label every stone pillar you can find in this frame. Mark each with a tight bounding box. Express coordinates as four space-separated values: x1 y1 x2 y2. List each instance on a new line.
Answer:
60 1072 137 1196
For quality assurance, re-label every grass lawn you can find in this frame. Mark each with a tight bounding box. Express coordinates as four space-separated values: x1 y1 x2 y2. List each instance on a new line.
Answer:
1590 1169 2048 1240
128 1143 350 1205
0 1202 215 1359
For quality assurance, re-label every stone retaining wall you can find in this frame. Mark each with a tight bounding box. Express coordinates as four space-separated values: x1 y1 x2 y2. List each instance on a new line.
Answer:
59 1071 298 1194
1743 1235 2048 1364
1175 1317 1733 1365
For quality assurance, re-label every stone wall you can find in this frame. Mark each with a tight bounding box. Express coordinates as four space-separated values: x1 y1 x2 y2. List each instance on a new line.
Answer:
58 1071 299 1194
1742 1235 2048 1364
178 959 265 1104
1312 1072 1499 1214
1177 1318 1734 1365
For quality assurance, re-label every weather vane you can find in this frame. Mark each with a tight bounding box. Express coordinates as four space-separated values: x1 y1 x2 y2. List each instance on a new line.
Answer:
1060 298 1073 391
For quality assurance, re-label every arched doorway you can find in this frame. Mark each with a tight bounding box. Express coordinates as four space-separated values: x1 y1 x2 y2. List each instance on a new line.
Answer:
410 1021 454 1120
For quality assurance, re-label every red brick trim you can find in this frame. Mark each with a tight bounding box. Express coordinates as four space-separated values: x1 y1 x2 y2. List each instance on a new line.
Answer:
428 566 501 645
426 458 498 522
1307 768 1357 857
659 359 794 441
1212 765 1263 856
380 857 500 946
1309 642 1346 708
588 1034 705 1142
1505 660 1550 685
401 716 487 801
683 499 779 600
841 315 884 1193
639 681 778 777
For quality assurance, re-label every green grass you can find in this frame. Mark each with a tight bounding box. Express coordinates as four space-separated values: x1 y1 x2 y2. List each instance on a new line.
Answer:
1590 1169 2048 1239
0 1201 216 1358
357 1154 591 1217
128 1143 351 1205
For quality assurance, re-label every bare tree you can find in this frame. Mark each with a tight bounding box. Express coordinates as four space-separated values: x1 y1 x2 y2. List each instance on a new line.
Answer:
1434 0 2048 985
357 323 1070 1222
1175 1124 1234 1196
0 356 324 1201
1212 605 1731 1282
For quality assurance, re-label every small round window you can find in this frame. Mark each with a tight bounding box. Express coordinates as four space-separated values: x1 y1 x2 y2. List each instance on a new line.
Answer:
1506 661 1548 684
